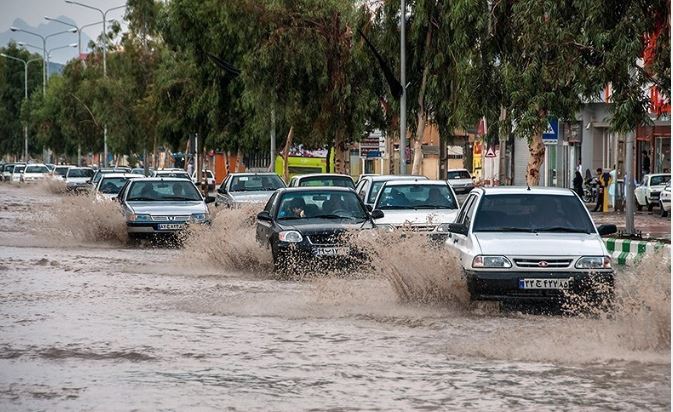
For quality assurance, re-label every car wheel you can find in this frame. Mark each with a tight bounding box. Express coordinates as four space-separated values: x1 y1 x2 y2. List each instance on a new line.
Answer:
647 202 654 212
636 201 642 211
661 202 668 217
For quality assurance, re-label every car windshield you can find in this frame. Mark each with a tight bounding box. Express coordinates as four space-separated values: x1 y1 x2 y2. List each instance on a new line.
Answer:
297 176 354 189
13 165 25 173
650 175 671 186
67 168 93 178
473 194 595 233
99 177 131 194
376 184 458 210
4 165 14 173
447 170 471 179
25 165 49 173
276 190 368 221
230 175 285 192
127 180 202 201
54 167 69 176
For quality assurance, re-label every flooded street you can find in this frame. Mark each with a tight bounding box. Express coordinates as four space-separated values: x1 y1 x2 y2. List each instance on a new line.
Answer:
0 184 670 411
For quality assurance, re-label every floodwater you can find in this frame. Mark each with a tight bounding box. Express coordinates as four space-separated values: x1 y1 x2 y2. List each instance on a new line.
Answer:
0 183 670 411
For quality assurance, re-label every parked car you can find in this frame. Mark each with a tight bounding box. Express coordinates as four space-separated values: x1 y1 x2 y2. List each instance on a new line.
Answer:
635 173 671 211
355 175 428 208
288 173 355 189
10 164 25 183
65 167 95 191
131 167 154 176
2 164 15 182
154 169 191 180
20 164 50 183
94 173 142 200
118 178 214 238
371 180 460 241
191 170 216 191
255 187 374 272
446 168 475 194
91 167 132 187
659 181 671 218
216 172 286 207
445 187 616 306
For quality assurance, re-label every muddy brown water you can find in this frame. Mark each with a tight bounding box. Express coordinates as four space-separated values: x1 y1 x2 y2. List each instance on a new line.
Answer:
0 183 669 411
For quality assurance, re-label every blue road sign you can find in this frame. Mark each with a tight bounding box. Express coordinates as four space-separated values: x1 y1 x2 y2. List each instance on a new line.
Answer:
542 117 559 144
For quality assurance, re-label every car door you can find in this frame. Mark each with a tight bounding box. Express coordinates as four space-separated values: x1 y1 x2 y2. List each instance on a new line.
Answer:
448 192 480 268
635 176 648 205
256 192 277 245
216 176 230 206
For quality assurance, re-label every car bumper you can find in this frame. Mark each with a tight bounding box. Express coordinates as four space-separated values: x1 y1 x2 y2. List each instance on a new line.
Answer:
274 241 367 267
465 269 614 302
127 220 208 234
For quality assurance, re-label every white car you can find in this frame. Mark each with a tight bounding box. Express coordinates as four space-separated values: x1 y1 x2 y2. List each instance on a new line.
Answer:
371 180 460 239
2 164 18 182
51 165 73 181
64 167 95 191
10 164 25 183
445 187 616 305
635 173 671 211
191 169 216 191
355 174 428 207
659 181 671 217
94 173 142 200
154 169 191 180
288 173 355 189
215 172 286 207
446 168 475 195
20 164 50 183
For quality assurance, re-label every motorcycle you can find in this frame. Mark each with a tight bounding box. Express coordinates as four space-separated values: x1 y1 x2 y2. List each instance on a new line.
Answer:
583 177 598 203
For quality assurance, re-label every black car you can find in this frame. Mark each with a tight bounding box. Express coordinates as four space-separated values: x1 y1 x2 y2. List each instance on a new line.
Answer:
255 187 378 273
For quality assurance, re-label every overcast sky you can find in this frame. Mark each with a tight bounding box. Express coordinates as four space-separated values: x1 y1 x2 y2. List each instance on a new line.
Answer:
1 0 128 63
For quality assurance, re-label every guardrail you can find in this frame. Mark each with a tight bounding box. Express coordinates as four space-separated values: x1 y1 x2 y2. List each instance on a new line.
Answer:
604 238 669 265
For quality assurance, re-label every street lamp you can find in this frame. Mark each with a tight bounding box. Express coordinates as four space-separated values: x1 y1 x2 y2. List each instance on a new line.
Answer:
44 16 108 60
65 1 126 167
18 42 77 80
9 26 77 96
0 53 42 161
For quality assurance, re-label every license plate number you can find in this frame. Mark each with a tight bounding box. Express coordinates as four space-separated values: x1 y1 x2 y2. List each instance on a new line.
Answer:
158 223 184 230
314 247 349 256
519 278 573 290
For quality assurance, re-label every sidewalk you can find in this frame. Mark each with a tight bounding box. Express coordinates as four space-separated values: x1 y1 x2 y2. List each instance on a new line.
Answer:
590 209 671 241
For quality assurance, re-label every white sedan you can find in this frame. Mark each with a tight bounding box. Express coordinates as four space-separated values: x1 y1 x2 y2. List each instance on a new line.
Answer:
20 164 50 183
635 173 671 211
659 181 671 218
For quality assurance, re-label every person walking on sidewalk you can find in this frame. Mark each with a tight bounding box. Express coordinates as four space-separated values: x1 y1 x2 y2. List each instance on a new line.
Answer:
592 168 612 212
573 171 584 198
643 151 651 175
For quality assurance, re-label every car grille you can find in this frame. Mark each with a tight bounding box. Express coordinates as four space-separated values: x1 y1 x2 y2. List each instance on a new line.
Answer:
513 258 573 268
307 233 344 245
151 215 190 222
650 191 661 198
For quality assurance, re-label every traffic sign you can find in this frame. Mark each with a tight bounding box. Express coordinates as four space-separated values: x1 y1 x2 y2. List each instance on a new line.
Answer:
542 117 559 144
485 146 496 158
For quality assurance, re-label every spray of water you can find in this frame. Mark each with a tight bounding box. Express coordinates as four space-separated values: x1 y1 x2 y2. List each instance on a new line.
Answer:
35 178 67 195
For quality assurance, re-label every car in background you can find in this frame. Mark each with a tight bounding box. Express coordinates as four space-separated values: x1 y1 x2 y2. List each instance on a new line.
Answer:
65 167 95 191
635 173 671 211
94 173 142 200
52 165 72 181
2 164 15 182
91 167 133 188
659 181 671 218
20 164 50 183
131 167 154 176
118 178 214 238
288 173 355 189
44 164 55 172
255 187 374 272
446 168 475 194
191 170 216 191
154 169 191 180
371 180 459 240
355 175 428 208
10 164 26 183
445 187 616 306
216 172 286 207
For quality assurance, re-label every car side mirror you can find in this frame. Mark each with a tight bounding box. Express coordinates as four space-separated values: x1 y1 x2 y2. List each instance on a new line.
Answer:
447 223 469 236
218 186 227 194
597 224 617 236
205 196 216 204
257 211 272 222
370 209 384 219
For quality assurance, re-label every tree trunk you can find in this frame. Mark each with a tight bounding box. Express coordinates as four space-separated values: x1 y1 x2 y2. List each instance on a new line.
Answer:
526 132 545 186
498 106 508 185
282 126 294 182
334 128 349 175
410 24 433 176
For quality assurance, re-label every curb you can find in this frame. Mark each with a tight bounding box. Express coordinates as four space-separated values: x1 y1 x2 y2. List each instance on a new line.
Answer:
603 238 670 266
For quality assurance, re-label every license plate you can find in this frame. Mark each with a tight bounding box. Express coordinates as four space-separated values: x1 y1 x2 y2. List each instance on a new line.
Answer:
519 278 573 290
158 223 184 230
314 247 349 256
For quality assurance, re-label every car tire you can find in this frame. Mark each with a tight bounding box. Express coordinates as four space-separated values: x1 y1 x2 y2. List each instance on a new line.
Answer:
647 202 654 212
636 202 642 211
661 202 668 217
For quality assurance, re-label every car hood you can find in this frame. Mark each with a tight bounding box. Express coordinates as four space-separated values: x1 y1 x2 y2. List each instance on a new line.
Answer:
448 178 473 186
375 209 458 225
278 218 373 233
128 201 206 215
230 191 275 203
474 232 606 256
648 184 668 191
66 177 90 184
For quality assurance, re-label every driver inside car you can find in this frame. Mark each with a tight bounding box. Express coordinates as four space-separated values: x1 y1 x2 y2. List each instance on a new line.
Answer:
279 197 306 218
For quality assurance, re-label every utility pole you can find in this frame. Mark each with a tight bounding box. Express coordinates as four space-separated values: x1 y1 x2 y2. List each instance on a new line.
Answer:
624 131 635 235
399 0 407 175
270 109 276 171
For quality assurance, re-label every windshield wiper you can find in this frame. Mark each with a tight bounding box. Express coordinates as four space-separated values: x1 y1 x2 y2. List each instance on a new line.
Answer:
278 216 304 220
380 205 414 210
311 214 361 220
166 196 199 201
481 227 535 232
127 197 155 201
413 205 455 209
536 226 590 233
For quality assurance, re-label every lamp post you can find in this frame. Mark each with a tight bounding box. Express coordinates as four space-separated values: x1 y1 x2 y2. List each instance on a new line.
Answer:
399 0 407 175
65 1 126 167
19 42 77 80
44 17 107 60
9 26 77 96
0 53 41 161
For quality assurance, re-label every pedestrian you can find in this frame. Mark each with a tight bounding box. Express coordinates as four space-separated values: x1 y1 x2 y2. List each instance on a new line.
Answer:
592 168 612 212
573 171 584 198
585 168 592 184
643 151 651 175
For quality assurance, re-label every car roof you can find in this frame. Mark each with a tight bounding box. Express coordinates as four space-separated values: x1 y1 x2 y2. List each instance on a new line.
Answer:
155 170 189 174
100 173 142 179
446 168 469 172
295 173 353 179
25 163 48 167
129 177 197 183
70 166 93 170
646 173 670 177
382 179 448 186
477 186 576 196
368 175 428 182
276 186 355 194
229 172 279 177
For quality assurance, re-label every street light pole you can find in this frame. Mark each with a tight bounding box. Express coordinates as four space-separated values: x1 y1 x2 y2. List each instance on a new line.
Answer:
399 0 407 175
19 42 77 80
624 131 636 235
0 53 41 161
65 1 126 167
45 17 106 61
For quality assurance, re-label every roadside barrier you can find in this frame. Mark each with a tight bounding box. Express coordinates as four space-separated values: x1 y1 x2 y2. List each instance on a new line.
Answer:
604 238 670 266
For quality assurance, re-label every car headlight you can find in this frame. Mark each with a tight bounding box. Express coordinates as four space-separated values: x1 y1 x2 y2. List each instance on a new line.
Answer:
436 223 451 233
190 213 208 222
575 256 611 269
278 230 303 243
472 255 512 268
128 213 151 222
